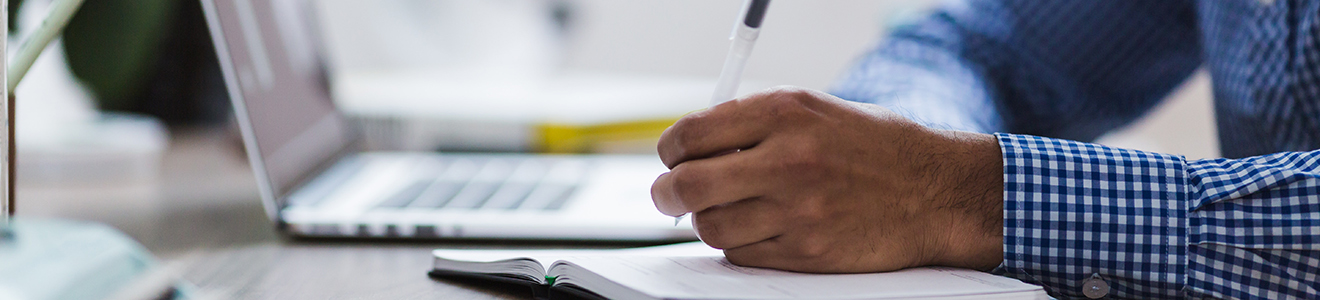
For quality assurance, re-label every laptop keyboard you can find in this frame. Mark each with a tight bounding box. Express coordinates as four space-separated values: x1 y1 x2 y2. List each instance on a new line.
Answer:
375 157 585 211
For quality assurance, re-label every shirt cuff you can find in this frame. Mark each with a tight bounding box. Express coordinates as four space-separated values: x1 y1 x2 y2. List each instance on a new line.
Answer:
992 133 1188 299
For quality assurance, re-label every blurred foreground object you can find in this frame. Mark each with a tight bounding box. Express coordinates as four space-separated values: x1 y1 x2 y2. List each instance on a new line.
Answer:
9 0 168 225
0 2 184 298
0 218 186 300
0 0 9 230
8 0 228 125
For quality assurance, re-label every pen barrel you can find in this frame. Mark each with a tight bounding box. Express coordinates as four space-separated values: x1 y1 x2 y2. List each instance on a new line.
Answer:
709 57 745 105
710 27 760 106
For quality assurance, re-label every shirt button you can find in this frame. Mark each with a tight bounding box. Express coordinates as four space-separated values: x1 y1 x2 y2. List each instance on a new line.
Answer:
1081 273 1110 299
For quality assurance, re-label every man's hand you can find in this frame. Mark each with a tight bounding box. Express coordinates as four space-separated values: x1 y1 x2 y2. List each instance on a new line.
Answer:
652 86 1003 273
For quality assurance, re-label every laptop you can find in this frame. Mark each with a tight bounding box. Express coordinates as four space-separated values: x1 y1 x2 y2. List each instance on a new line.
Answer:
200 0 696 241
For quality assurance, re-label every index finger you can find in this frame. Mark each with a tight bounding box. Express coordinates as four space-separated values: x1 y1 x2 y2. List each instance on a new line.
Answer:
658 96 773 169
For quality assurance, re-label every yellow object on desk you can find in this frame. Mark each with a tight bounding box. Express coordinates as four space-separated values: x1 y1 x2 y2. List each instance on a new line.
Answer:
534 117 679 154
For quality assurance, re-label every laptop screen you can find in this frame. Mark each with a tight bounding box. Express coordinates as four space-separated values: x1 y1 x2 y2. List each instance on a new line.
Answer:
202 0 355 211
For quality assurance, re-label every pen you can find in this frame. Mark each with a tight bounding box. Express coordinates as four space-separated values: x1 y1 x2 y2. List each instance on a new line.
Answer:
709 0 770 106
678 0 771 226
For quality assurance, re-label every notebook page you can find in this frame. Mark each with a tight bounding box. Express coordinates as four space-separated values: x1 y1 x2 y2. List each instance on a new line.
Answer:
430 241 723 276
556 256 1045 300
433 248 589 268
431 242 722 273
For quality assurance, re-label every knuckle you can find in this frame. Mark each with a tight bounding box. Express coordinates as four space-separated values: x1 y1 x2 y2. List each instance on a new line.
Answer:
650 173 676 212
778 142 831 183
661 117 700 160
769 92 807 111
747 87 813 117
791 235 831 259
724 249 762 268
785 142 824 169
669 165 708 205
693 214 732 249
774 86 818 104
793 196 830 222
767 85 811 98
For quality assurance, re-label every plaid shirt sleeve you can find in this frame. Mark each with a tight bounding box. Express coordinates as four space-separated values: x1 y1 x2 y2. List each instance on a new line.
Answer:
995 133 1320 299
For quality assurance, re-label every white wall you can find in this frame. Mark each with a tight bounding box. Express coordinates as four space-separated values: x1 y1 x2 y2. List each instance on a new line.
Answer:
561 0 1219 158
560 0 937 90
1095 71 1220 159
318 0 1221 158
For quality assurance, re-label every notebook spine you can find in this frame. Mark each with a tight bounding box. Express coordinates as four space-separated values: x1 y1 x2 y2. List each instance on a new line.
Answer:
426 269 549 299
548 285 609 300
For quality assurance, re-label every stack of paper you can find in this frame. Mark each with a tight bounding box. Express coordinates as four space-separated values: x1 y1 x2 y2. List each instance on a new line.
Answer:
431 242 1048 300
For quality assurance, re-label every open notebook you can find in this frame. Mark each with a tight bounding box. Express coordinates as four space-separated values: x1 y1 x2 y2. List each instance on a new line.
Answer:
430 242 1047 300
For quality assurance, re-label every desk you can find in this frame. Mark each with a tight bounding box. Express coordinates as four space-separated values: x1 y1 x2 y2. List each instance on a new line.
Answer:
177 243 531 299
18 127 621 299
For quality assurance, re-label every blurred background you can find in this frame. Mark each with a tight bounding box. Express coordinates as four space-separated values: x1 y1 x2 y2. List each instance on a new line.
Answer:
11 0 1217 259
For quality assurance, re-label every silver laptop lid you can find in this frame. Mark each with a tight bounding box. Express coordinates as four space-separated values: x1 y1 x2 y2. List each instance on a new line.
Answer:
201 0 356 220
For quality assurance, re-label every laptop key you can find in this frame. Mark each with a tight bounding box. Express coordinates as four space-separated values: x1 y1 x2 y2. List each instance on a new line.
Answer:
543 185 578 210
403 158 482 209
376 180 431 208
482 159 550 210
406 180 465 208
287 156 369 207
482 182 537 210
515 159 589 210
444 159 515 209
445 181 502 209
520 183 575 210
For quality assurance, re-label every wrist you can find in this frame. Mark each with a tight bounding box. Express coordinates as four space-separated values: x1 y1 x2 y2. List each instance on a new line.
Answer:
924 129 1004 271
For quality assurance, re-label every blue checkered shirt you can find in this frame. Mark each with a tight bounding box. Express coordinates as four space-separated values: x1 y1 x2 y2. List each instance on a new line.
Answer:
832 0 1320 299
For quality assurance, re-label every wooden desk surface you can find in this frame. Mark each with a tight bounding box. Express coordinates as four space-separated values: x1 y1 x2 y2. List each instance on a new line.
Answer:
177 242 532 300
18 127 639 299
